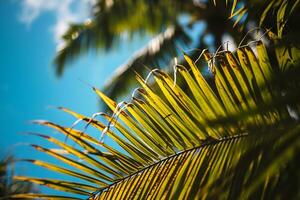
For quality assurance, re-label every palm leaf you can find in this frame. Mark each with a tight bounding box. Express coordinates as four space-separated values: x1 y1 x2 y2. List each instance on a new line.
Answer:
54 0 189 76
13 41 300 199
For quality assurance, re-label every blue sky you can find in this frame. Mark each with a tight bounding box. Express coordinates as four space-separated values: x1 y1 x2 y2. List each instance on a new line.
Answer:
0 0 150 196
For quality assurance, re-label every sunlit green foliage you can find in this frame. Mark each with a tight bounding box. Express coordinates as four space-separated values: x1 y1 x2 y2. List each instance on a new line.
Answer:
11 40 300 199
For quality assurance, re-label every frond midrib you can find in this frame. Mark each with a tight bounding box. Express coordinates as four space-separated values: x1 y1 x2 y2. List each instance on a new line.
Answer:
92 133 248 197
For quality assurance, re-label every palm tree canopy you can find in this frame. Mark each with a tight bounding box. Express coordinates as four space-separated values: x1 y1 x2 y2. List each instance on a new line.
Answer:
54 0 300 99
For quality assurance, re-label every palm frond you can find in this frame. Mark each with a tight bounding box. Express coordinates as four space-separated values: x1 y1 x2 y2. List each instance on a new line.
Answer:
54 0 189 76
93 126 300 199
14 41 300 199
